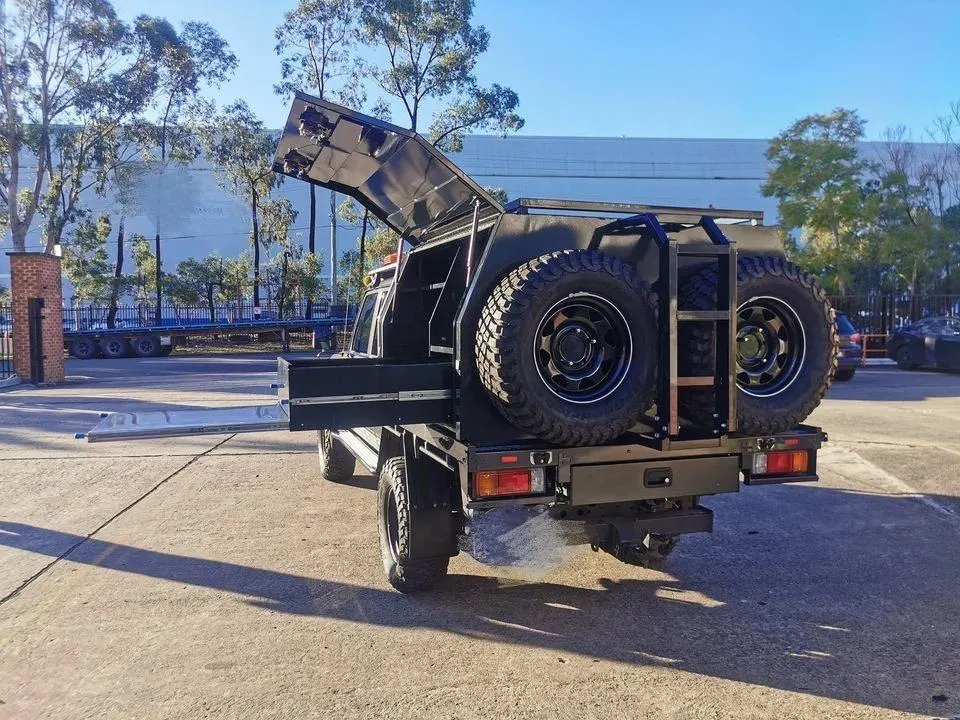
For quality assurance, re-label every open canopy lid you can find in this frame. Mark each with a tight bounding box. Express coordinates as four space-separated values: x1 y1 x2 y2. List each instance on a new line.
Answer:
274 92 503 243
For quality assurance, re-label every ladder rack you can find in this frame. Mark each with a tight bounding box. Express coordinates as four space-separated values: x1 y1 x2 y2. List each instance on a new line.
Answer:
595 213 738 443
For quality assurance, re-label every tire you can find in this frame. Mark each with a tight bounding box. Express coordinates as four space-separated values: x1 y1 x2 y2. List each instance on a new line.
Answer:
131 335 162 358
69 336 100 359
99 337 132 359
678 256 838 435
317 430 356 482
834 367 856 381
896 346 918 370
476 249 658 446
377 457 449 593
157 344 174 357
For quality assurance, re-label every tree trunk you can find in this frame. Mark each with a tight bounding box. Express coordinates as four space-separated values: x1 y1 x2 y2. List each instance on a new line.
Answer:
207 286 215 323
154 232 162 326
306 184 316 319
278 252 289 321
106 218 125 329
832 227 845 295
252 192 261 315
329 190 337 306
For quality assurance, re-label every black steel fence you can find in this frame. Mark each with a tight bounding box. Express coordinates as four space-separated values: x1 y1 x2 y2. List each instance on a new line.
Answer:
828 294 960 335
0 303 13 380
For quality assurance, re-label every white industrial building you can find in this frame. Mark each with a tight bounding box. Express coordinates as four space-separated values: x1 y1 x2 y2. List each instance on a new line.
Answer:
0 134 914 297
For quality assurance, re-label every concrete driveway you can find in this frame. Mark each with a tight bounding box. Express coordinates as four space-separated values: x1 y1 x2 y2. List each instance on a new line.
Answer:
1 357 959 719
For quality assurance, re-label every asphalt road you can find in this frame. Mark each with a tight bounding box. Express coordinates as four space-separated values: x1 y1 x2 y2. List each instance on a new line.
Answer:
2 356 960 719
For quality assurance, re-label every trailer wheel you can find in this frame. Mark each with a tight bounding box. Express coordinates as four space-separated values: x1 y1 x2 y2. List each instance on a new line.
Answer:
100 337 132 359
157 344 174 357
317 430 356 482
377 457 449 593
834 367 856 381
477 249 657 446
131 335 162 358
678 256 838 435
69 336 100 359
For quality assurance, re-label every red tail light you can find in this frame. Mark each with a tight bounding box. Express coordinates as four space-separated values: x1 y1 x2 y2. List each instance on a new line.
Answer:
475 468 547 498
752 450 809 476
850 332 861 344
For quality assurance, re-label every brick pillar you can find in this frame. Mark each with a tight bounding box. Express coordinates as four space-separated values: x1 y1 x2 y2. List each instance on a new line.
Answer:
8 252 65 384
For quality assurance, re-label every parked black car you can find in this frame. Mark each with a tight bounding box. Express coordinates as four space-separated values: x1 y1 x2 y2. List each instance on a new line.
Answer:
834 312 861 381
887 316 960 371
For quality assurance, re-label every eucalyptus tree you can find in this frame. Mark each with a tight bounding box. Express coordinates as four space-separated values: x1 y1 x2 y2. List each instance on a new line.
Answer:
275 0 364 311
198 100 281 312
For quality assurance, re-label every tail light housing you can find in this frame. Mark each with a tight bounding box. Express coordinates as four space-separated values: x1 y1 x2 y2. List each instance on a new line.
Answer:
475 468 546 498
850 332 861 344
752 450 809 476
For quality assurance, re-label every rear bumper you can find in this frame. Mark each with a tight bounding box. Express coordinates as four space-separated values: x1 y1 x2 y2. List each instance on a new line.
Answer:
463 425 826 509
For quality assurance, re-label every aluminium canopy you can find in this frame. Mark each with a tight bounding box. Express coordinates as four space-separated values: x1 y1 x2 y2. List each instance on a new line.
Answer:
274 93 504 243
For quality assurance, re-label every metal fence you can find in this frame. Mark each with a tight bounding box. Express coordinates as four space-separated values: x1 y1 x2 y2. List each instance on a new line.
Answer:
0 303 12 380
828 294 960 335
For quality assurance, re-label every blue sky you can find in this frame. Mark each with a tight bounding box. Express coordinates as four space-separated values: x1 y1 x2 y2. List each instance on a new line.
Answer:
115 0 960 140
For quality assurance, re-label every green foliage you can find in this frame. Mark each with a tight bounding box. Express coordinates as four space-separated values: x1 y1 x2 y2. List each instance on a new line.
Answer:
429 84 523 152
218 253 253 305
763 109 873 294
259 197 299 251
130 234 158 302
62 214 113 302
765 109 960 297
197 100 279 207
360 0 523 140
274 0 365 107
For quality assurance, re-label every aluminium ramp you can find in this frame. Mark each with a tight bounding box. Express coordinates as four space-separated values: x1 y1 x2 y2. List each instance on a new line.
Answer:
82 403 290 443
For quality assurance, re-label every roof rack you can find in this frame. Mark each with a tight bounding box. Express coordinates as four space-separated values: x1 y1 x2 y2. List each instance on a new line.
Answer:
503 197 763 225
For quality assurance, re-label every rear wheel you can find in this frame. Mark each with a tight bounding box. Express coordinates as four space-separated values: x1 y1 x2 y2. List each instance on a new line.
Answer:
476 249 657 446
99 337 131 359
678 256 838 435
69 336 100 359
896 346 918 370
834 367 856 381
317 430 356 482
131 335 162 358
377 457 449 593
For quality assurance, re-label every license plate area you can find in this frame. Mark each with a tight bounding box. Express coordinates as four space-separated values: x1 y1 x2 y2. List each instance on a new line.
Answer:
569 456 740 505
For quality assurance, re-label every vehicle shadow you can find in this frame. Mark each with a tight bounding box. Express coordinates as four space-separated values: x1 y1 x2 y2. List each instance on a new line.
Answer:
2 483 959 716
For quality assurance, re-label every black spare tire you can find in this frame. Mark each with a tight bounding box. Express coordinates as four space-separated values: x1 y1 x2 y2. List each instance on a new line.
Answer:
678 256 838 435
477 249 657 445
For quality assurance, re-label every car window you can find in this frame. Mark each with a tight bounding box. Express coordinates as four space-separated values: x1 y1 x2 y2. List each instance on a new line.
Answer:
942 318 960 335
921 319 944 335
836 314 857 334
352 292 378 354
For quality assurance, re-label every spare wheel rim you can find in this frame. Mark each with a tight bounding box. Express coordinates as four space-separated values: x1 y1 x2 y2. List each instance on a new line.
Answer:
736 295 806 398
533 292 633 404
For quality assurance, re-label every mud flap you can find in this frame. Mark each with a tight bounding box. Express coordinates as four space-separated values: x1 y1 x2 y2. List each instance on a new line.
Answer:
401 431 458 560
